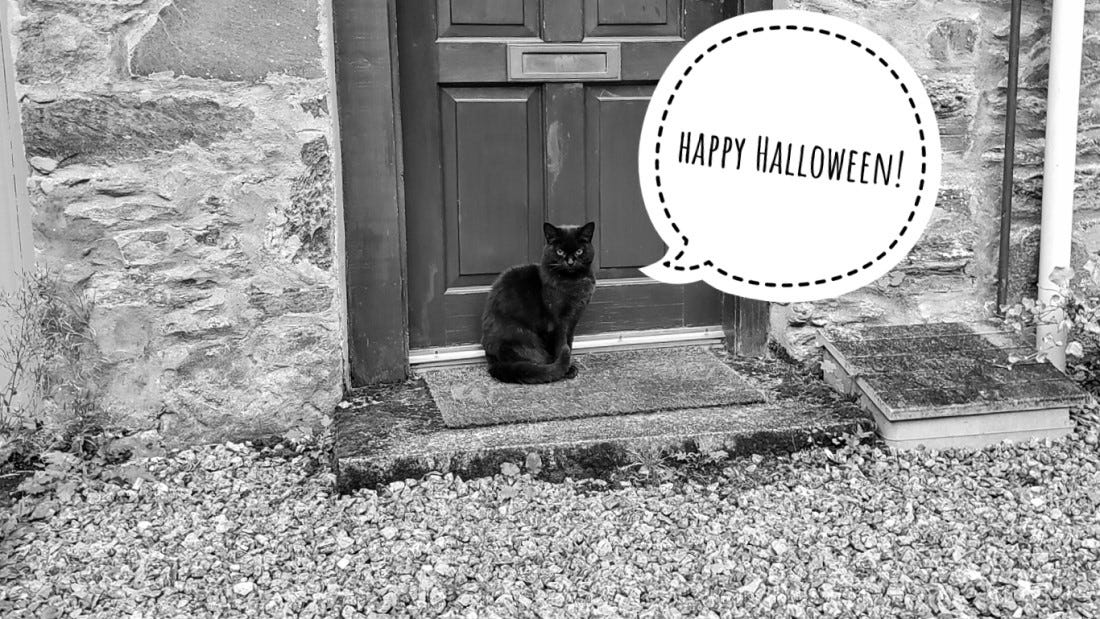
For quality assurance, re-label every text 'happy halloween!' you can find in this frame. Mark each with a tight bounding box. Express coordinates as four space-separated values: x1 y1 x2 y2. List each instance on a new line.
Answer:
676 131 906 188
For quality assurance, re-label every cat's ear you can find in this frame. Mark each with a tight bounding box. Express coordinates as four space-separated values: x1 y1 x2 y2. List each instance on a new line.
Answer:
543 222 560 244
578 221 596 244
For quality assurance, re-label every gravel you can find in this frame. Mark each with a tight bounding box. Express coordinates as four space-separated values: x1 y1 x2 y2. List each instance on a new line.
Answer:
2 411 1100 618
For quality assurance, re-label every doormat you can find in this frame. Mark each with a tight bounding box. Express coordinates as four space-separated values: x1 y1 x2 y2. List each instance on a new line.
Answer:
420 346 766 429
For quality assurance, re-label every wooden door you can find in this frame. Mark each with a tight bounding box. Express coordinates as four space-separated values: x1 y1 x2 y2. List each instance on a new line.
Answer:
399 1 738 349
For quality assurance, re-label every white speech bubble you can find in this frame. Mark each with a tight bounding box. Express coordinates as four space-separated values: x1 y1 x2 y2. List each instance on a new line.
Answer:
638 10 942 303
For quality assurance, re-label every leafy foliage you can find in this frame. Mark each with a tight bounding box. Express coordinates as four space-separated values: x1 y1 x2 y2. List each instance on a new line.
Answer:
0 268 111 479
1000 262 1100 367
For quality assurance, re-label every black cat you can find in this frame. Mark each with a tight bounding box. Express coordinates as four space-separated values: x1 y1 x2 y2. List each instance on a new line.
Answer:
481 222 597 384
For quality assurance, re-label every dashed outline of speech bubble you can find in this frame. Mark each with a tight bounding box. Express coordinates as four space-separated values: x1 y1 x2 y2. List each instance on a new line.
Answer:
638 11 941 302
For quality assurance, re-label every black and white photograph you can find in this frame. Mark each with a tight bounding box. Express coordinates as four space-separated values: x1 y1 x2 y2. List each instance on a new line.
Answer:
2 0 1100 616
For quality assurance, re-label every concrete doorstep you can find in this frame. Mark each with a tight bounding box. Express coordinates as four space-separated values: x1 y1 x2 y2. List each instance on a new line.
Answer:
332 347 870 492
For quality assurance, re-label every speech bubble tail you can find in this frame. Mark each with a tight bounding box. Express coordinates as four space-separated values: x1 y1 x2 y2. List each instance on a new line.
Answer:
640 252 706 285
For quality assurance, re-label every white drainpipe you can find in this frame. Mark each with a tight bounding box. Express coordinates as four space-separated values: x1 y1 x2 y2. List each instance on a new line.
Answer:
1036 0 1087 370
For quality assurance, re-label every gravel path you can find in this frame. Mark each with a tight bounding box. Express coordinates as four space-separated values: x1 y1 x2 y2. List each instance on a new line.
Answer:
2 411 1100 618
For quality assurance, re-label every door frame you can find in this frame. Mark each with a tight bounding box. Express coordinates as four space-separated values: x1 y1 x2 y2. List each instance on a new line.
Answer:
334 0 774 387
0 0 31 287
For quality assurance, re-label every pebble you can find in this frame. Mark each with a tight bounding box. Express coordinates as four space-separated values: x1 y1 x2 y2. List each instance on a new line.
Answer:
739 578 763 594
525 453 542 473
3 408 1100 617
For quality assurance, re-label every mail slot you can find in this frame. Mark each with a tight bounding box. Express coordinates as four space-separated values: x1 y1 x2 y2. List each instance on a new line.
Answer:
506 43 622 82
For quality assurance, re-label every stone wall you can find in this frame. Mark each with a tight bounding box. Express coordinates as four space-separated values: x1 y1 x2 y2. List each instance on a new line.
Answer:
9 0 1099 443
10 0 344 445
775 0 1100 359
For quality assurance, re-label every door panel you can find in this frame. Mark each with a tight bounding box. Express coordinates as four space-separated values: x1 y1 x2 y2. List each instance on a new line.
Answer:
586 84 664 272
542 0 585 41
586 0 682 36
584 280 698 332
400 0 733 348
442 292 487 344
441 87 543 285
450 0 523 25
438 0 539 36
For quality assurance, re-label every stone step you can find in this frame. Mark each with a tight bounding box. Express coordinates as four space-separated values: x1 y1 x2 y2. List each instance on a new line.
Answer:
333 353 869 492
818 322 1094 451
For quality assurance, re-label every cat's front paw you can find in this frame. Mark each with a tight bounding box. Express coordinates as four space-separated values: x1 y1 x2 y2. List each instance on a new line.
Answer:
564 364 579 379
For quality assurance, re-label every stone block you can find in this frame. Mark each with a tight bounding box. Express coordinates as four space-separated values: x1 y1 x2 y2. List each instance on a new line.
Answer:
936 186 973 214
92 305 153 363
926 75 976 153
23 96 253 165
64 200 179 229
113 227 191 268
247 283 335 317
130 0 323 82
904 212 976 275
15 13 109 86
927 17 979 65
300 95 329 118
913 288 988 323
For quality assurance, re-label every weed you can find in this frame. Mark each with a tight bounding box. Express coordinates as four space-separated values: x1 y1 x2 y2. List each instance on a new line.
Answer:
0 267 111 474
999 261 1100 397
1000 263 1100 363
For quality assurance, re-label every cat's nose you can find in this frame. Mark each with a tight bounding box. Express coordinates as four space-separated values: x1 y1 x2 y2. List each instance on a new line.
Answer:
566 258 574 265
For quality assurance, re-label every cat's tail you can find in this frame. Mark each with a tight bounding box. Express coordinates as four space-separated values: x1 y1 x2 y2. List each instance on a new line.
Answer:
486 344 572 384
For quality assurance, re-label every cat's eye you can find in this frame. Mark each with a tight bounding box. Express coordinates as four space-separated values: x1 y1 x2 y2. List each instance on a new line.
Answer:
556 249 565 256
574 249 583 257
